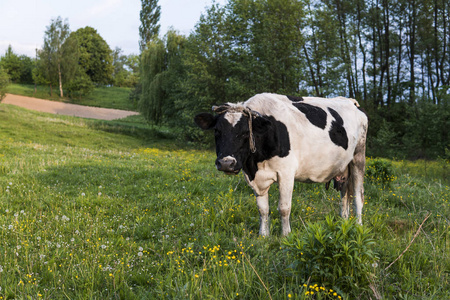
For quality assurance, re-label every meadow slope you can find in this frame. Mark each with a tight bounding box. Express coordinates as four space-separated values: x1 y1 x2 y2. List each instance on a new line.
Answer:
0 103 448 299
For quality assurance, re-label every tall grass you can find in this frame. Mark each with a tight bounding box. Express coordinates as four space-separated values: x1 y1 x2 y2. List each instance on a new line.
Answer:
0 103 449 299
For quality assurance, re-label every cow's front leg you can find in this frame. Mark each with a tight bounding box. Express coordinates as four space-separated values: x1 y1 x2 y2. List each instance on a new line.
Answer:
256 194 270 236
278 175 294 236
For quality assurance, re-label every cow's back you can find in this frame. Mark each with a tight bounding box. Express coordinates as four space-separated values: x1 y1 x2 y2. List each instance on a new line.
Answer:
244 93 368 183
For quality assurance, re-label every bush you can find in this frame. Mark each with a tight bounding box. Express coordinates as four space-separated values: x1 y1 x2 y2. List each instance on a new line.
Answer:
365 158 396 187
66 72 94 100
0 66 10 100
282 216 378 298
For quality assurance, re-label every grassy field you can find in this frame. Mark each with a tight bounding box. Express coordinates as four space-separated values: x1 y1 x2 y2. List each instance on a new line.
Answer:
5 84 136 111
0 103 449 299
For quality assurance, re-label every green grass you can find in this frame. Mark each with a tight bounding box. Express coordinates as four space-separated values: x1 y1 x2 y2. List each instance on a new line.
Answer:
0 103 449 299
74 86 135 111
5 83 63 102
5 84 136 111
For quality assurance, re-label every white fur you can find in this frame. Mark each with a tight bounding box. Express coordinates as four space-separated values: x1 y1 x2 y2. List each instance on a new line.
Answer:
224 112 243 127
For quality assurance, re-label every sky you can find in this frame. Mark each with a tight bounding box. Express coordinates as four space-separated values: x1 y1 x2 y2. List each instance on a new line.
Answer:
0 0 228 58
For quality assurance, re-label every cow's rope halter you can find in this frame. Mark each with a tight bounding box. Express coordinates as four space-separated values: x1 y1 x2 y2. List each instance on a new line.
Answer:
212 105 258 153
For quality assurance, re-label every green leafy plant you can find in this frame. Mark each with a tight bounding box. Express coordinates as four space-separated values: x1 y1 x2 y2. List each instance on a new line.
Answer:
282 216 378 298
0 66 9 100
366 158 396 187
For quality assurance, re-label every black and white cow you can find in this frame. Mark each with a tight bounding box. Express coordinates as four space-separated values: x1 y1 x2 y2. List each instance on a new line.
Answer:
194 93 368 236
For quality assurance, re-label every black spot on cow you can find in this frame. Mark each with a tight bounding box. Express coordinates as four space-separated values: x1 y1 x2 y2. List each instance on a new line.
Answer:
244 116 291 181
327 107 348 149
286 95 304 102
328 107 344 125
292 103 327 129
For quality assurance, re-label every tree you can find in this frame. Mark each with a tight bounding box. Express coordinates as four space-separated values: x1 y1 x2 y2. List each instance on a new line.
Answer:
70 27 114 85
0 46 34 84
0 66 9 100
65 70 94 100
302 1 343 97
0 46 22 82
112 48 139 87
139 30 186 124
139 0 161 51
44 17 72 97
35 17 77 97
176 0 305 126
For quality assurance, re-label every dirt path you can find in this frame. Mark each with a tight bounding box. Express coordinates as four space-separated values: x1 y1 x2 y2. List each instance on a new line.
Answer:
1 94 139 121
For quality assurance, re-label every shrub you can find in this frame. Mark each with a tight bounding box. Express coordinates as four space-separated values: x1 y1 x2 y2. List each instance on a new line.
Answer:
0 66 9 100
282 216 378 298
66 72 94 100
365 158 396 187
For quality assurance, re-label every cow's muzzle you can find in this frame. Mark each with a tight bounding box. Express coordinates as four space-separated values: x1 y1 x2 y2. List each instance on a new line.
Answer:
216 156 240 175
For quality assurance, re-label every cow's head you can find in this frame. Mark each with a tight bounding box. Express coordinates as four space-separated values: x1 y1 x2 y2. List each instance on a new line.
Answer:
194 104 271 175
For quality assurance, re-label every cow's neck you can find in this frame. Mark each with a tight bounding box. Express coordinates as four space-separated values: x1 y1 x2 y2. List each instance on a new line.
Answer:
243 116 290 181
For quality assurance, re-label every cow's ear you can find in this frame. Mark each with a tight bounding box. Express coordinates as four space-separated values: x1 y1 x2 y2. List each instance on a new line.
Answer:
194 113 216 130
252 116 272 134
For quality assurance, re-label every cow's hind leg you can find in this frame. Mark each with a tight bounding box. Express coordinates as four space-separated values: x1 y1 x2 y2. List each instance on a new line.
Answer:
340 170 353 220
351 148 366 225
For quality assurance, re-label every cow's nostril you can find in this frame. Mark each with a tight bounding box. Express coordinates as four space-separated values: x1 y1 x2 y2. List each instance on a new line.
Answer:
216 157 237 172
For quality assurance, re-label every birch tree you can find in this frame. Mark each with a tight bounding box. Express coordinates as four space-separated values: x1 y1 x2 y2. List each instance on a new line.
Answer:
38 17 74 97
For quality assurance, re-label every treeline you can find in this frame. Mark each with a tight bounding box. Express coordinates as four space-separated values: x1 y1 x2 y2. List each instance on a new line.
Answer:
138 0 449 159
0 17 139 99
